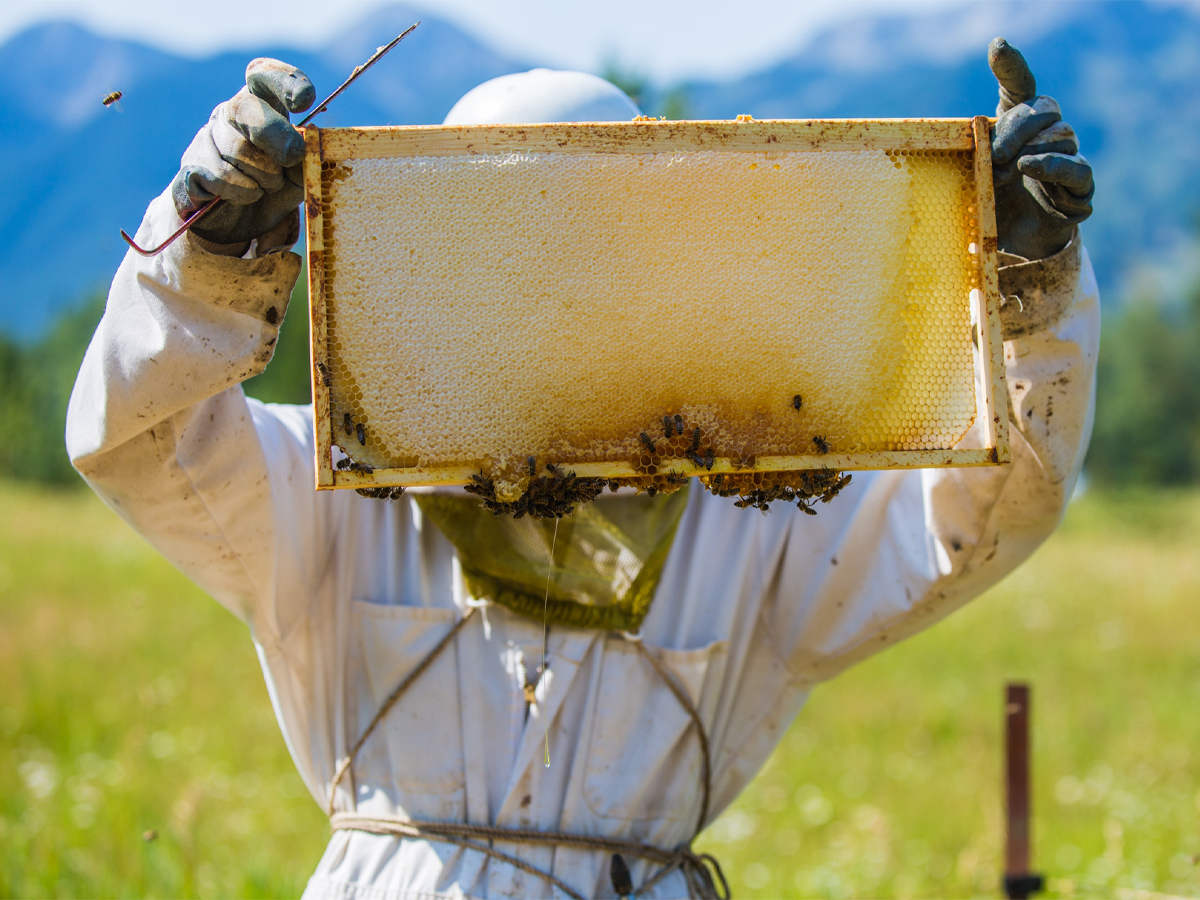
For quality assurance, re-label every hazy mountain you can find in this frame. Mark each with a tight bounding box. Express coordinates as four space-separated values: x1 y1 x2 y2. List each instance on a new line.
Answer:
1 1 1196 337
672 1 1200 307
0 5 532 337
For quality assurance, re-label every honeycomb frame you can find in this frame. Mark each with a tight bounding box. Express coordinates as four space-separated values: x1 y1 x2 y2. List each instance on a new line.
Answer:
302 117 1008 493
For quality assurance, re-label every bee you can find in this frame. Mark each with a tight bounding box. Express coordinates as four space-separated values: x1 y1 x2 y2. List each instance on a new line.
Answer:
820 473 853 502
343 413 353 435
704 448 715 470
674 414 684 434
357 423 366 446
799 503 818 516
689 427 702 454
527 456 537 477
666 470 686 486
792 394 803 411
465 472 494 497
662 415 675 438
812 435 831 454
545 463 560 475
639 432 656 453
316 362 332 387
646 486 658 497
101 90 123 108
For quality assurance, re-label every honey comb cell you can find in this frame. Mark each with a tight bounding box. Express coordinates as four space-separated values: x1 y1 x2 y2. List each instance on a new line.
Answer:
304 119 1008 494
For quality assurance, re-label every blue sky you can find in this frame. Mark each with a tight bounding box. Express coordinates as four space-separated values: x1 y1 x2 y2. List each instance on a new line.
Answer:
0 0 966 82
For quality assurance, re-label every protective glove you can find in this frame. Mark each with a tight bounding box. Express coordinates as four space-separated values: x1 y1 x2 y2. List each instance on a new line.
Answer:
989 38 1094 261
171 58 316 245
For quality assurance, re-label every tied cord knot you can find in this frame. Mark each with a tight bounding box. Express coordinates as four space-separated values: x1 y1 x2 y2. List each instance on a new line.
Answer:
328 812 729 900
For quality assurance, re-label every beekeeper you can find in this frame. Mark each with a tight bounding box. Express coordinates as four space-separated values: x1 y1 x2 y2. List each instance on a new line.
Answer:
66 37 1097 900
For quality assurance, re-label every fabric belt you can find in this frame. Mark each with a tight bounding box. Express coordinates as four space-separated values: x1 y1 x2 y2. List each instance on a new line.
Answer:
324 607 729 899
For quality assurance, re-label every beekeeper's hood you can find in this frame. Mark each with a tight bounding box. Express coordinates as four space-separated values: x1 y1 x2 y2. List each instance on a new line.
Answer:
412 72 677 635
443 68 641 125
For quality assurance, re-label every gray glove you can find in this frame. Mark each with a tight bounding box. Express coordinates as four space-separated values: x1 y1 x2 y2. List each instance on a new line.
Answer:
989 38 1094 261
171 59 316 245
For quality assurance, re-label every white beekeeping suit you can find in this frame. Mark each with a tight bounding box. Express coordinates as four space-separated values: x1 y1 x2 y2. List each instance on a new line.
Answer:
66 60 1099 900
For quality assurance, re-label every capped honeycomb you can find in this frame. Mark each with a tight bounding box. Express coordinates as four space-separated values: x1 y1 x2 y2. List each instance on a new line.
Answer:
313 136 984 498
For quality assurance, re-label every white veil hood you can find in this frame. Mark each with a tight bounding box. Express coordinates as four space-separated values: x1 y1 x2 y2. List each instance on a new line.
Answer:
443 68 641 125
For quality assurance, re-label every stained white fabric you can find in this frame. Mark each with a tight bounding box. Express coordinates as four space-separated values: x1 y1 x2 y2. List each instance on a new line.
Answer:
66 185 1099 899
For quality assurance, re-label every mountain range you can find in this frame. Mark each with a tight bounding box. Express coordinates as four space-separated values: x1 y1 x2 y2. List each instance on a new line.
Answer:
1 1 1197 337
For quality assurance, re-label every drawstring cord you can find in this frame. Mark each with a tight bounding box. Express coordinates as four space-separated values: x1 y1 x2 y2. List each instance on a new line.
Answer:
325 610 728 899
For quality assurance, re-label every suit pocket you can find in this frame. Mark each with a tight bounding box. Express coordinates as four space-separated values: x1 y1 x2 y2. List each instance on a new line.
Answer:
354 600 466 799
582 636 728 823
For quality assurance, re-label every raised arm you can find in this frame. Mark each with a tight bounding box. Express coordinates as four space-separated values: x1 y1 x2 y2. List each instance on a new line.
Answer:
66 60 331 635
764 38 1100 680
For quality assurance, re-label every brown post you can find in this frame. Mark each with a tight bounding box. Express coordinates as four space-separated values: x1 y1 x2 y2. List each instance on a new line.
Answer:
1004 682 1043 899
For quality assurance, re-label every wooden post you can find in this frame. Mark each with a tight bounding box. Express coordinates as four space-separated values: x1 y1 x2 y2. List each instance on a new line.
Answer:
1004 683 1043 899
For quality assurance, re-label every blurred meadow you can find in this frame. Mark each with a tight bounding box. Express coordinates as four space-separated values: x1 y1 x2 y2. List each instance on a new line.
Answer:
4 2 1200 898
3 477 1199 898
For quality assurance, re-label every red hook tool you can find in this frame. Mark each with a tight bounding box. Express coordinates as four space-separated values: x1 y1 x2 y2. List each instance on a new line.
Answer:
121 23 419 257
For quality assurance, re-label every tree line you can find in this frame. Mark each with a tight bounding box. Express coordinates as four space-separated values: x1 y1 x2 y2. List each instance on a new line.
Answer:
3 271 1199 489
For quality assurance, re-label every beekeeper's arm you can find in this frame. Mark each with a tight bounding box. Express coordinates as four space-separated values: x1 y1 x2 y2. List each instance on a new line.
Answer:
767 38 1099 681
65 61 328 634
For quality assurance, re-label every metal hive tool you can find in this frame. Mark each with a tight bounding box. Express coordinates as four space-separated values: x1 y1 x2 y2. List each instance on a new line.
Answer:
304 118 1008 502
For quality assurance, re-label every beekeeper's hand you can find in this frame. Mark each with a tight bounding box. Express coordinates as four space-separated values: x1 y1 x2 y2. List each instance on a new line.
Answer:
989 37 1093 261
171 59 316 245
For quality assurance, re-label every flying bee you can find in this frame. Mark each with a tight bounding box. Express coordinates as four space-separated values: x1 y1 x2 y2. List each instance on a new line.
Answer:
792 394 803 411
343 413 353 435
316 362 332 387
812 435 831 454
674 414 684 434
356 423 366 446
662 415 675 438
101 90 123 110
689 427 702 454
639 432 656 453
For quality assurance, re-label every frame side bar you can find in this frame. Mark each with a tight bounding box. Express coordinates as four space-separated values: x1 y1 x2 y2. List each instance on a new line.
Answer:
972 115 1011 463
303 126 335 488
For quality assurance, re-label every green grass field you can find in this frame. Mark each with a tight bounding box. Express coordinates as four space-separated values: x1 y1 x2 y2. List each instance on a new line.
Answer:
1 479 1198 899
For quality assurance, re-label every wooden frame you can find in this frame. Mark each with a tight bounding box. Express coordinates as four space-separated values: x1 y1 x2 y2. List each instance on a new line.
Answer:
305 117 1009 491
